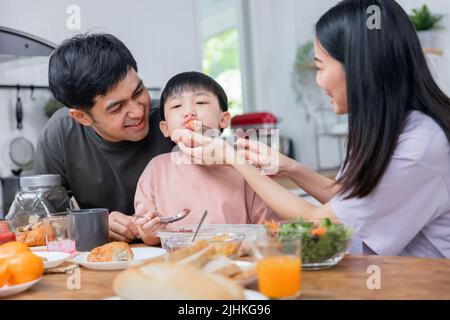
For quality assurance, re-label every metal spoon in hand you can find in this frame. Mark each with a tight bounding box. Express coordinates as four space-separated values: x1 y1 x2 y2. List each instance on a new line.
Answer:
134 208 191 225
159 208 191 224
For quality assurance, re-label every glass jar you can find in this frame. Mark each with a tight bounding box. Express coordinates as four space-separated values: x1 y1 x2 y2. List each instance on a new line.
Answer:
5 174 72 232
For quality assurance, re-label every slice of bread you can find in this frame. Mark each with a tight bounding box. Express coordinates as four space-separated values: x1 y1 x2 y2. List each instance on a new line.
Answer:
177 245 217 269
113 262 245 300
167 240 210 262
130 240 210 267
201 256 242 278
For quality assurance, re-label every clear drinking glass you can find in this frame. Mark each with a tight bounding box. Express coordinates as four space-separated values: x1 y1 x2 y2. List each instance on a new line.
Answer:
253 238 302 299
44 213 76 254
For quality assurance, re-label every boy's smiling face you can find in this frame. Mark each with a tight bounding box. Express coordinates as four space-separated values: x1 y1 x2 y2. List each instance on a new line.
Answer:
159 90 230 140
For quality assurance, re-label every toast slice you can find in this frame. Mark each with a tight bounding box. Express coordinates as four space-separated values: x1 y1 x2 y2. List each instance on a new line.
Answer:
201 255 242 278
178 245 217 269
131 240 209 267
113 262 245 300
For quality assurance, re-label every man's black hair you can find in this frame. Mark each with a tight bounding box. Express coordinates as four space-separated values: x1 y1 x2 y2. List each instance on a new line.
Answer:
48 33 137 111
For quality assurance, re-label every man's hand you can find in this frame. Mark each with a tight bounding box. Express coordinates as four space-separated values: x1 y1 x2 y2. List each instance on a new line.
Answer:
108 211 140 243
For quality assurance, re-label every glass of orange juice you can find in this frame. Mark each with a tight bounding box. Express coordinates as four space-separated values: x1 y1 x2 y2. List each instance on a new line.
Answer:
254 238 301 299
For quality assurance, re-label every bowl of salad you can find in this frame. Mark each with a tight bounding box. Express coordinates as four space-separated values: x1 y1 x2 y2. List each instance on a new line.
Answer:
265 218 352 270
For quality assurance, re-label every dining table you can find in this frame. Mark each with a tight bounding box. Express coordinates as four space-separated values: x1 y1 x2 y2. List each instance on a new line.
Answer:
5 244 450 300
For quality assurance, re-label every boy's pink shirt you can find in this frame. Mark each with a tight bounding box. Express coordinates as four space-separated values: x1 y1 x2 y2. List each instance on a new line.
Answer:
134 153 280 227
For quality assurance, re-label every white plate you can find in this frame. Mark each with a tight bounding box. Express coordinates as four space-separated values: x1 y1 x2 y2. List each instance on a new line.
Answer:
245 289 268 300
104 289 267 300
34 252 71 269
72 247 167 271
0 277 42 298
29 246 47 252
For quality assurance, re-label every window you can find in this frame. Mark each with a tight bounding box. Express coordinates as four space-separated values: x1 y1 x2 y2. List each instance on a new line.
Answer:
202 28 242 117
197 0 251 118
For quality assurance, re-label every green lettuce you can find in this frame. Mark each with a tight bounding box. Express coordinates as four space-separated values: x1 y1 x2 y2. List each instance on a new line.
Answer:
279 217 352 263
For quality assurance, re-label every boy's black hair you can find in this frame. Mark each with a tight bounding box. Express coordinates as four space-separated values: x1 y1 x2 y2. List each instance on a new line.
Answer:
159 71 228 121
48 33 138 111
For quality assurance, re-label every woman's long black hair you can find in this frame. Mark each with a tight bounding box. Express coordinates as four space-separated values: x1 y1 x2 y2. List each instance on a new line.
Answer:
316 0 450 199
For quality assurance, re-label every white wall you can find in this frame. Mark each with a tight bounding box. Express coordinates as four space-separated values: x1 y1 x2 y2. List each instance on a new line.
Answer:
0 0 203 88
0 0 203 177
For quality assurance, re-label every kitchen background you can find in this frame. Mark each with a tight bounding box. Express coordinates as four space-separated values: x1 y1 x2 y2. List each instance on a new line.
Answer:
0 0 449 216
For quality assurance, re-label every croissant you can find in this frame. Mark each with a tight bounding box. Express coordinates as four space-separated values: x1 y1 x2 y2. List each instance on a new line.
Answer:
16 223 50 247
87 242 134 262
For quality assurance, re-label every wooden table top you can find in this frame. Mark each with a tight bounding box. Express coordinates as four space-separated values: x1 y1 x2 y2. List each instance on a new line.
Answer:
6 249 450 300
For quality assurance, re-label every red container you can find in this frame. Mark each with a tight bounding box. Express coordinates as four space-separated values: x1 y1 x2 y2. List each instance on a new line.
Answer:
0 220 16 245
230 112 294 158
230 112 278 130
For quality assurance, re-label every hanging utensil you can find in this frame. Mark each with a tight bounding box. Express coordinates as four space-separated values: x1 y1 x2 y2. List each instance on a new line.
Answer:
9 86 35 176
30 85 36 101
15 86 23 130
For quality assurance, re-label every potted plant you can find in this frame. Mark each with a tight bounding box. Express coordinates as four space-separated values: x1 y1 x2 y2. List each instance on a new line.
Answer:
410 4 445 49
292 41 316 121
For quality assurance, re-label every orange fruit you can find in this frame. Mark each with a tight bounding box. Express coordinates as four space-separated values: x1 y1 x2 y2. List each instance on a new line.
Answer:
7 251 44 285
0 241 30 261
185 119 193 130
0 262 10 288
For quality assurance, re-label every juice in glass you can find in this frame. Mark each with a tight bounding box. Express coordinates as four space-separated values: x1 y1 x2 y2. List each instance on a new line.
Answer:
255 238 302 299
257 255 301 299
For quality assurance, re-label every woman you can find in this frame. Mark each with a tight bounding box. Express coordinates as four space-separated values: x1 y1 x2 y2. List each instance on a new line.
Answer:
176 0 450 258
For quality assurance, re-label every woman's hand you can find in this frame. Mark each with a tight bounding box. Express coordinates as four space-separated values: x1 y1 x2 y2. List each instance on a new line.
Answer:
134 212 166 246
234 138 293 175
174 129 243 165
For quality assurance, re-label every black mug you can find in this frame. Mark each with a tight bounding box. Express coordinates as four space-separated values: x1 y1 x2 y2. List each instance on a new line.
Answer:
69 208 109 251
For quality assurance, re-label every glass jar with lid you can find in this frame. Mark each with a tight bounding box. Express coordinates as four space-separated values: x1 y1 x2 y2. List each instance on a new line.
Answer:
5 174 72 232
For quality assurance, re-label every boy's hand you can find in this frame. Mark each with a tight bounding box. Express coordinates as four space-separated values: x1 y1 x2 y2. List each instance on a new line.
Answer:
135 212 167 245
109 211 140 243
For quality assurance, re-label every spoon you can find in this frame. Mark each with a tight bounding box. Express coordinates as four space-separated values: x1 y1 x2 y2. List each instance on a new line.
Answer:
134 208 191 225
191 210 208 242
159 208 191 224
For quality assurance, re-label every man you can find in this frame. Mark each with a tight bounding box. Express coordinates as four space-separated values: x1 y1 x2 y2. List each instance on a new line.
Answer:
34 33 174 243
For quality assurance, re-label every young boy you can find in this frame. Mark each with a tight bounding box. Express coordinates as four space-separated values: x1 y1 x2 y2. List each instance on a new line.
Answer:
134 72 279 245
